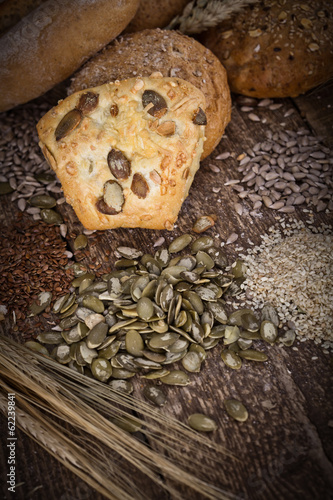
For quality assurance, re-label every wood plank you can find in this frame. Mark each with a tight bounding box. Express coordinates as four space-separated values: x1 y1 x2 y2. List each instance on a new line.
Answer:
0 79 332 500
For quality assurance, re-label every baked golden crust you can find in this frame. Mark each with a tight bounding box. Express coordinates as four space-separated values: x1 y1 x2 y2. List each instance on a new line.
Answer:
0 0 140 112
37 75 206 231
68 29 231 159
200 0 333 98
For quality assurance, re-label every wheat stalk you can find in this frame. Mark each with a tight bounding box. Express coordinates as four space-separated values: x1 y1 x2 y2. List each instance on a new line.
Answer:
0 335 236 500
166 0 259 34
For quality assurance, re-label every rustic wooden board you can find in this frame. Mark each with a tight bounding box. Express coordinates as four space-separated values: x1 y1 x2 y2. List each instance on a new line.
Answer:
0 80 332 500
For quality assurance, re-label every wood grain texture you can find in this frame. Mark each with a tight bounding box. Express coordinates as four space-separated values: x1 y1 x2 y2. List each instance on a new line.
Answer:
0 81 332 500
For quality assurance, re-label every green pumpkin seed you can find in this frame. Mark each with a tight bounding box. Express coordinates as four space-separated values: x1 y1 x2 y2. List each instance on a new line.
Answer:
82 295 105 313
189 344 207 361
0 182 14 195
148 332 179 350
40 208 63 225
74 234 88 251
83 312 105 329
237 338 253 350
78 342 98 364
168 338 189 353
111 367 136 379
221 350 242 369
260 320 278 344
241 312 260 332
72 273 95 287
53 294 70 314
29 291 52 315
25 341 49 356
111 415 142 433
238 350 268 362
261 303 280 327
62 325 82 344
231 259 247 279
55 344 71 364
59 315 79 330
191 236 214 254
238 330 262 340
154 248 170 267
201 337 219 350
29 194 56 208
207 301 228 324
36 331 63 344
181 351 201 372
34 172 55 184
168 234 192 253
195 251 215 270
59 302 78 319
91 358 112 382
160 370 190 386
224 399 248 422
141 368 170 379
116 246 143 259
223 325 240 345
177 255 197 271
133 357 162 370
125 329 144 356
209 324 226 339
143 386 167 407
136 296 154 320
86 321 109 348
279 329 296 347
183 291 204 315
206 246 228 268
108 379 133 394
188 413 217 432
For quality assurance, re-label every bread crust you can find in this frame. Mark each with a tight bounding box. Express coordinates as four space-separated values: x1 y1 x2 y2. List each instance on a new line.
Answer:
124 0 189 33
37 75 206 231
200 0 333 98
0 0 140 112
68 29 231 159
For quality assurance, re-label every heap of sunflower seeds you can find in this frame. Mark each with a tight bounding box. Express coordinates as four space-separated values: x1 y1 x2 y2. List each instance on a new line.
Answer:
239 218 333 352
0 101 64 221
220 127 333 216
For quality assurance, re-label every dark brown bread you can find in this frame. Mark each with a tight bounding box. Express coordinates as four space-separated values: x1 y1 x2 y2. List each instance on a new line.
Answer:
200 0 333 98
69 29 231 159
124 0 189 33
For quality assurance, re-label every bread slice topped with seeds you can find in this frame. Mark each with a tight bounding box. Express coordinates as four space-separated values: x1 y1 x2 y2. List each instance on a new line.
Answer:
37 74 206 230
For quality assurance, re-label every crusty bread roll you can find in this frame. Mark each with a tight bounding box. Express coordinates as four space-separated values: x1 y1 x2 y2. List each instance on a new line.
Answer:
69 29 231 159
200 0 333 98
0 0 140 112
124 0 189 33
37 75 206 231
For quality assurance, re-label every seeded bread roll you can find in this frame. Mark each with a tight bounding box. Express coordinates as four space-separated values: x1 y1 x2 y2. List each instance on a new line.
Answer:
68 29 231 159
200 0 333 98
37 75 206 231
124 0 189 33
0 0 140 112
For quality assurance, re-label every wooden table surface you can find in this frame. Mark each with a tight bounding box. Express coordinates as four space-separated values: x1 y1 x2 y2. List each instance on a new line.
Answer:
0 78 332 500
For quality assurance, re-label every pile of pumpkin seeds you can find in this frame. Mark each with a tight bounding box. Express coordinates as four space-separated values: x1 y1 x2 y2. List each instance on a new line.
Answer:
26 233 285 416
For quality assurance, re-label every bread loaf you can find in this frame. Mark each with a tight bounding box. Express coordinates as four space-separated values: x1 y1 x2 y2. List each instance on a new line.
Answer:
0 0 45 36
0 0 140 112
124 0 189 33
69 29 231 159
37 75 206 231
200 0 333 98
